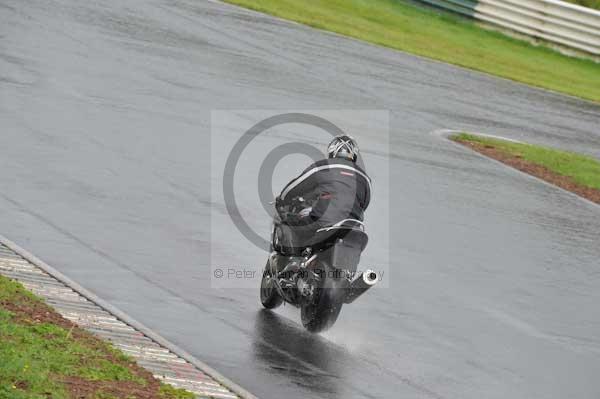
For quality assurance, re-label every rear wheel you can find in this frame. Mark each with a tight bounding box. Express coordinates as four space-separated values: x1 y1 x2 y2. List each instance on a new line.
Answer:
301 272 343 333
260 260 283 309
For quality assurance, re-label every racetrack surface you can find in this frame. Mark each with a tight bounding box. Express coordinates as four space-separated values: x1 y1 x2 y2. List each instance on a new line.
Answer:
1 1 600 398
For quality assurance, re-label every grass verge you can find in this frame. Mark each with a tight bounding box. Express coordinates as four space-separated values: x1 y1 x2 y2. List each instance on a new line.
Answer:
452 133 600 204
0 274 194 399
224 0 600 103
565 0 600 10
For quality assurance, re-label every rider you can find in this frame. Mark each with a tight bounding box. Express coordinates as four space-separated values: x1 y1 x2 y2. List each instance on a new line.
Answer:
275 135 371 255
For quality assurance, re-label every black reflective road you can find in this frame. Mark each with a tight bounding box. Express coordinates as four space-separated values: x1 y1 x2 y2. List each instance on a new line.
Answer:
1 1 600 398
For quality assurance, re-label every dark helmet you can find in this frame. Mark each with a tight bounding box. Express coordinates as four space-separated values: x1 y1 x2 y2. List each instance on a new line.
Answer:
327 135 359 162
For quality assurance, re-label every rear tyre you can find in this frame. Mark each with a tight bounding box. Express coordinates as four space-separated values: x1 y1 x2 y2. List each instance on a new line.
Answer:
301 273 343 333
260 260 283 309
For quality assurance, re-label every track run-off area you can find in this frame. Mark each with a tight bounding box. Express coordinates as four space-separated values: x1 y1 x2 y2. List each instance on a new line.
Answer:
1 1 600 398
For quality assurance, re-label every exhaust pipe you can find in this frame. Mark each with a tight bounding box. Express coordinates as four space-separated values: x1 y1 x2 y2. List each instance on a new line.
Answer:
344 269 378 304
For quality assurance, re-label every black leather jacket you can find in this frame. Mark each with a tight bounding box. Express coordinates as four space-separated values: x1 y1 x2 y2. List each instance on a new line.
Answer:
278 158 371 227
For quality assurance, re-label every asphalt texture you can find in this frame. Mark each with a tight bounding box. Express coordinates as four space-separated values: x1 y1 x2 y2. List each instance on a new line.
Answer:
1 1 600 398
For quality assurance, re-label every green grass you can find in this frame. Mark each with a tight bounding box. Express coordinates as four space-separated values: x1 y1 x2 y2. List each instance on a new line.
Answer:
224 0 600 102
158 384 197 399
453 133 600 190
565 0 600 10
0 275 194 399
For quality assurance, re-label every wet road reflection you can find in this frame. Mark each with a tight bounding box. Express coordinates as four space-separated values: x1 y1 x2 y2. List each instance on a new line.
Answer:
252 309 343 397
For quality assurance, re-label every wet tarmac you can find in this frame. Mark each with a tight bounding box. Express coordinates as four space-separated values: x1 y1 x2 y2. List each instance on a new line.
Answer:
1 1 600 398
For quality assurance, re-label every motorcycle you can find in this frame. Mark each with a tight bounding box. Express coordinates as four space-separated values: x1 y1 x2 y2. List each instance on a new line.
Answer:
260 198 378 332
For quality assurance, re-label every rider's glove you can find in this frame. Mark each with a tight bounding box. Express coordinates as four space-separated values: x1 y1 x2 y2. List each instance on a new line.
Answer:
298 207 312 218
